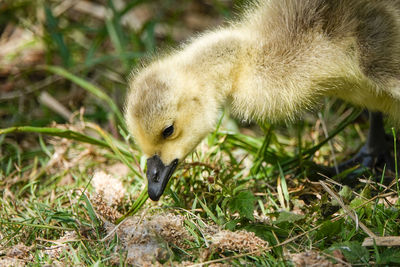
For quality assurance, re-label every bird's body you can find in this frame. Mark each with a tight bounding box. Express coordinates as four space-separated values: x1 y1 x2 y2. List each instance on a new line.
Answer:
235 0 400 122
125 0 400 200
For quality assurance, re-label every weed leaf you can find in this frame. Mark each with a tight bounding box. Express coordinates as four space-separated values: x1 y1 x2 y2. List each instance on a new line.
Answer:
228 191 256 221
328 241 369 264
274 211 304 224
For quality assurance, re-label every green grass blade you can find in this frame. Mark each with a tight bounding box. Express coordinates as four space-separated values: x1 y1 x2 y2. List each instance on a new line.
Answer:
197 197 219 224
43 65 126 129
0 219 74 231
282 108 362 168
44 6 71 67
118 0 147 17
0 126 132 159
278 162 290 208
87 123 142 178
115 187 148 224
302 108 362 157
105 1 129 70
80 193 101 228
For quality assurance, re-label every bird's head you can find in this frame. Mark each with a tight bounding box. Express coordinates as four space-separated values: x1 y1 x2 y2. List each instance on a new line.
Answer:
125 61 220 200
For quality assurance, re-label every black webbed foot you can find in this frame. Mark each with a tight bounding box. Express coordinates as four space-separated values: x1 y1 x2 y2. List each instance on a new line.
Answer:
334 135 395 174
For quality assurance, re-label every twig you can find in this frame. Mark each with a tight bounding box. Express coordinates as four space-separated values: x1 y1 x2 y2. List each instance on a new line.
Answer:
0 75 61 101
100 206 150 242
53 0 80 16
320 251 352 266
38 91 72 121
319 180 377 238
318 112 339 174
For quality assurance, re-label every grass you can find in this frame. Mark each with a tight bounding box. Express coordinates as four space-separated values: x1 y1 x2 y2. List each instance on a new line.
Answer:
1 0 400 266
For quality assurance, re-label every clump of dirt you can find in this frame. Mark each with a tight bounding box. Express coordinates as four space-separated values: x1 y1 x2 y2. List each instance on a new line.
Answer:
91 171 126 207
90 193 123 222
210 229 269 255
290 251 347 267
0 243 32 266
42 231 78 260
106 213 193 265
0 257 26 267
4 243 32 259
88 170 126 222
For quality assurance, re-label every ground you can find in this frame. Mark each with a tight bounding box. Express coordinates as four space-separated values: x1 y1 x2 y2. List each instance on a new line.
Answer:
1 0 400 266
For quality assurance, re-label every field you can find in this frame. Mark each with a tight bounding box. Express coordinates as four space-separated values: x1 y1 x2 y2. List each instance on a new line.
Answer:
1 0 400 266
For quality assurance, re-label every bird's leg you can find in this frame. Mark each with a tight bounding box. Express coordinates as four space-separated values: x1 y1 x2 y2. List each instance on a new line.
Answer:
335 111 395 174
339 112 393 171
307 111 397 183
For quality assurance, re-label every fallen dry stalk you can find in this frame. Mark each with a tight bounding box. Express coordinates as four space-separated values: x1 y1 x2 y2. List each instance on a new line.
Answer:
362 236 400 246
39 92 72 121
319 180 377 238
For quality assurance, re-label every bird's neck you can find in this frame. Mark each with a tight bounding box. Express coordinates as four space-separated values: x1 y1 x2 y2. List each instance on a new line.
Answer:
177 29 245 104
176 27 312 124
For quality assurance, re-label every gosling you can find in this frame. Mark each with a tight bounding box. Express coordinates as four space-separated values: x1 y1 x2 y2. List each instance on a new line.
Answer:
125 0 400 201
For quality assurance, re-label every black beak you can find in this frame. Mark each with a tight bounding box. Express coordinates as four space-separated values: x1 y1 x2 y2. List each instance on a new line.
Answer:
146 155 178 201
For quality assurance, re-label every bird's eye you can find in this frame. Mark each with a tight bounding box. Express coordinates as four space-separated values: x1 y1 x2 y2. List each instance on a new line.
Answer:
162 125 174 139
